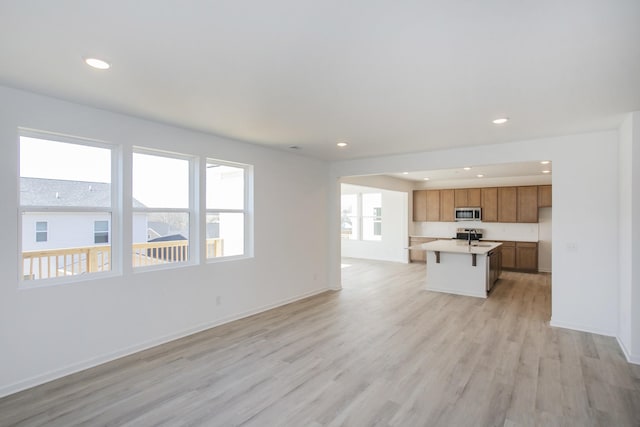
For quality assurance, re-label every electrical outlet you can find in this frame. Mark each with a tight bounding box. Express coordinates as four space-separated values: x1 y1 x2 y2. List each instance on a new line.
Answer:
216 296 221 306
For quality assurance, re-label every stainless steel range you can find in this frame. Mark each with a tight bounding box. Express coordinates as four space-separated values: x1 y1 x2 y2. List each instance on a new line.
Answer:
454 228 483 241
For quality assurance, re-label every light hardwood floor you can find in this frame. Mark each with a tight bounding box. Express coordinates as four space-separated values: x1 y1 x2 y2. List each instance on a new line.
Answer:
1 259 639 426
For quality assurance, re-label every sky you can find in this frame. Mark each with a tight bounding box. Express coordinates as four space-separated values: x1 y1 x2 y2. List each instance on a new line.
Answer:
20 136 243 209
20 136 111 183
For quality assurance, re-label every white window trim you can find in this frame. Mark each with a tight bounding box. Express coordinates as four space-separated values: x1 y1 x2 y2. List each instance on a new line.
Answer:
17 130 119 286
131 148 198 272
342 192 383 242
205 158 252 263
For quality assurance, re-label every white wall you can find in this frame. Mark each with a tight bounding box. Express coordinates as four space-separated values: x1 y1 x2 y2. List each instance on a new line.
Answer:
0 86 330 397
330 130 620 336
413 221 540 242
341 184 408 263
618 112 640 363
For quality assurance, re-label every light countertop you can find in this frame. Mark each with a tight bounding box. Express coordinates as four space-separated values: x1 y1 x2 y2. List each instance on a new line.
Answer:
410 240 503 255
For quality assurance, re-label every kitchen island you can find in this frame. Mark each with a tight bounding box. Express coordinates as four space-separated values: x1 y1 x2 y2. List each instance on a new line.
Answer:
412 240 502 298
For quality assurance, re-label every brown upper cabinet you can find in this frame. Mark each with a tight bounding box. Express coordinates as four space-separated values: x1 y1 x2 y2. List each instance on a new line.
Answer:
454 188 481 207
440 189 455 222
467 188 481 206
413 185 552 223
538 185 552 208
412 190 427 221
481 187 498 222
517 186 539 223
454 189 468 207
498 187 517 222
426 190 441 222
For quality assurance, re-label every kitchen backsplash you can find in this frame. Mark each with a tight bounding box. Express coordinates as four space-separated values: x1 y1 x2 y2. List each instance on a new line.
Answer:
413 221 539 242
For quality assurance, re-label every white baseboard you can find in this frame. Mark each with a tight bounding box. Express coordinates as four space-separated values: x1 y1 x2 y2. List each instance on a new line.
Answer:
549 318 616 337
616 336 640 365
0 287 329 399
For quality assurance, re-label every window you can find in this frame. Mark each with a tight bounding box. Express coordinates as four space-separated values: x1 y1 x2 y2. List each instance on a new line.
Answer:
341 194 359 240
362 193 382 241
341 192 382 241
94 220 109 244
35 221 48 242
19 134 113 282
206 160 249 259
132 150 192 268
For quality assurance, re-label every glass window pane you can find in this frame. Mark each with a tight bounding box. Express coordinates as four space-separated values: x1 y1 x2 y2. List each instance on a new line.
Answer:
206 163 245 210
20 136 113 283
341 194 358 240
94 220 109 244
362 193 381 217
22 213 112 280
133 153 189 209
133 212 189 267
206 213 244 258
20 137 112 208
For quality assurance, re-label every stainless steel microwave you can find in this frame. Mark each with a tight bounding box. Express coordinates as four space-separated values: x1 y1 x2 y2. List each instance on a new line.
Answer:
455 207 481 221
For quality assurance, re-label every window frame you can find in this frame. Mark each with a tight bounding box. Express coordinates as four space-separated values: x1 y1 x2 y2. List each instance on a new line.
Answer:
131 147 198 272
205 158 252 262
341 191 383 242
35 221 48 242
18 130 119 285
94 220 109 244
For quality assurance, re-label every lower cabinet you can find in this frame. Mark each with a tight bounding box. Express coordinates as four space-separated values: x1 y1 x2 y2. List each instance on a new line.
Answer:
499 241 538 272
501 241 516 269
409 237 436 263
515 242 538 272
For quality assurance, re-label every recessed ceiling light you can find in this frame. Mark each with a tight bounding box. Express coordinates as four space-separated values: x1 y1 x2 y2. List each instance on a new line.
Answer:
542 170 551 174
423 177 430 181
492 117 509 125
402 172 409 175
84 57 111 70
540 160 550 164
477 174 484 178
463 167 472 171
336 142 348 148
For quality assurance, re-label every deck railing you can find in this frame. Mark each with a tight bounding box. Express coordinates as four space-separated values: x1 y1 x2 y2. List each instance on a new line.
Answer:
22 238 224 280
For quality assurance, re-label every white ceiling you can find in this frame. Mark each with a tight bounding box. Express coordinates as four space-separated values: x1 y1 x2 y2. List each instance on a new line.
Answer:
388 161 552 183
1 1 639 161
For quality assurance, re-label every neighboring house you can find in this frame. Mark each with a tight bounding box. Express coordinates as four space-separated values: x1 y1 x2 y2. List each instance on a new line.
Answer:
20 177 148 252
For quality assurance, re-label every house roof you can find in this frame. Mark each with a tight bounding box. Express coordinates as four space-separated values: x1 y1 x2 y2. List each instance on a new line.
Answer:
20 177 146 208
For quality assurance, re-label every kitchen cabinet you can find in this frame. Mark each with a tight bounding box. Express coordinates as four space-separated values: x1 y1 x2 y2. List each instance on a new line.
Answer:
468 188 481 206
454 189 468 207
498 241 538 272
426 190 441 222
517 186 539 223
516 242 538 272
538 185 552 207
414 185 550 223
498 187 517 223
454 188 481 207
501 241 516 269
409 237 436 262
413 190 427 221
440 189 455 222
481 187 498 222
